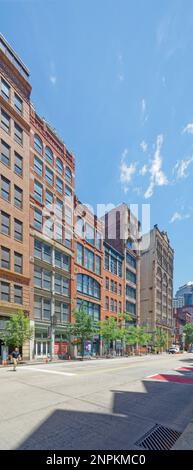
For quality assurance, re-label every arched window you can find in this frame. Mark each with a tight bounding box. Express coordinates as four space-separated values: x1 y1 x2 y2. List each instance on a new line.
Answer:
45 146 53 165
34 134 43 155
65 166 72 183
56 157 63 174
77 274 100 299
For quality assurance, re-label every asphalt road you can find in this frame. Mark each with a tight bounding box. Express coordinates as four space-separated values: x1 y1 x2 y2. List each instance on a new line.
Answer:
1 353 193 450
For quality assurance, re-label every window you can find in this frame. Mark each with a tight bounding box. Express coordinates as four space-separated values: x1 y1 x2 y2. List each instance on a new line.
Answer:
14 185 23 209
55 301 69 323
118 284 122 296
34 208 42 231
43 298 51 320
105 252 109 270
95 255 101 275
126 269 136 284
55 222 62 242
0 211 10 235
85 224 94 245
110 298 114 312
0 281 10 302
45 146 53 164
126 301 136 315
65 167 72 183
77 243 83 265
1 140 10 166
44 218 53 238
14 122 23 145
118 301 122 313
106 277 109 290
126 285 136 299
14 94 23 114
105 297 109 310
45 189 53 209
1 246 10 269
77 274 100 299
96 231 101 250
64 231 72 249
45 166 53 185
65 185 72 197
34 240 42 259
126 253 136 269
1 109 10 132
110 255 117 275
43 243 52 263
85 248 94 271
77 298 100 321
14 252 23 273
14 219 23 241
56 157 63 174
14 285 23 304
55 250 69 271
55 275 69 296
34 180 43 203
110 280 114 292
1 79 10 101
34 156 43 176
76 217 83 237
117 260 122 277
0 175 10 200
43 270 51 290
56 176 63 194
34 296 41 319
14 152 23 176
56 198 63 218
34 266 41 287
65 206 72 226
34 134 43 155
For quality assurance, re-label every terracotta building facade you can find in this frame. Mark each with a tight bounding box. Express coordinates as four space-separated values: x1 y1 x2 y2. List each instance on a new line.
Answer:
0 34 31 359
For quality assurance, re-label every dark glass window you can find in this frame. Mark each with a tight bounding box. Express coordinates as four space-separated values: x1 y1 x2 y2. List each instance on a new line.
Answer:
1 140 10 166
14 152 23 176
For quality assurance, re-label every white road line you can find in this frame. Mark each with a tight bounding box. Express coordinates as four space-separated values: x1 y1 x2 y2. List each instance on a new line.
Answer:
20 367 76 376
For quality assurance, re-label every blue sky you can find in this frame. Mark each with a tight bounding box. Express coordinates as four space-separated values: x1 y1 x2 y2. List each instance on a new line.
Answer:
1 0 193 292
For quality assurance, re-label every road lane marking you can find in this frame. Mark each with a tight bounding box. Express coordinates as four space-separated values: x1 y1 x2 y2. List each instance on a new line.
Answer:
20 367 76 376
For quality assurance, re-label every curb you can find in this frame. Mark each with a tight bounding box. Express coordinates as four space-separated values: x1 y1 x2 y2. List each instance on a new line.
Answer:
172 421 193 450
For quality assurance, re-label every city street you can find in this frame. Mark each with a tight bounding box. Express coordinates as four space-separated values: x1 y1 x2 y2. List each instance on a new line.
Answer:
1 353 193 450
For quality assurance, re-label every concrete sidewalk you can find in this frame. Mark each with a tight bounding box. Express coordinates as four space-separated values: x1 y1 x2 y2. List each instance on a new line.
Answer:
172 421 193 449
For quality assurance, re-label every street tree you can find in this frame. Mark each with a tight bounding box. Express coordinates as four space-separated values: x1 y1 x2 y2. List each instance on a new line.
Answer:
152 328 167 353
69 304 98 359
98 316 121 354
183 323 193 347
0 310 33 353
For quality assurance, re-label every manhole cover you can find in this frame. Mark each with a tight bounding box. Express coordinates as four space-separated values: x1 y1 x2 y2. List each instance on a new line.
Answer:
135 424 181 450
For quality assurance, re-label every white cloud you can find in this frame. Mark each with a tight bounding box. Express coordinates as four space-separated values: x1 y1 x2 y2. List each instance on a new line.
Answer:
133 187 142 196
182 123 193 134
120 161 136 184
140 164 148 176
173 157 193 179
144 134 168 199
49 75 57 85
170 212 191 223
120 149 136 193
140 140 148 153
141 98 146 115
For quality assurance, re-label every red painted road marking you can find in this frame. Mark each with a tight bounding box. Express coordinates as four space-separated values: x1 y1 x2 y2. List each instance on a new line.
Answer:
149 374 193 384
177 367 193 371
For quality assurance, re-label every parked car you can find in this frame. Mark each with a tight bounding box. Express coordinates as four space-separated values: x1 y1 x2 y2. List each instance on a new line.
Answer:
168 346 180 354
188 347 193 353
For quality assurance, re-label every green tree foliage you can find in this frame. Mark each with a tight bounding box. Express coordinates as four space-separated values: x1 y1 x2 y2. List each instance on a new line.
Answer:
68 304 98 358
183 323 193 347
152 328 167 352
98 317 121 353
0 310 33 350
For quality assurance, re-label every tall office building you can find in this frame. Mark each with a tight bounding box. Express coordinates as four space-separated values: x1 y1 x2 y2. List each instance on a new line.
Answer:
140 225 174 343
0 34 31 358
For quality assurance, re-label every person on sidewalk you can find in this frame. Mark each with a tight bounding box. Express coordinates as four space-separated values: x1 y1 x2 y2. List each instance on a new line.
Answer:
11 347 21 371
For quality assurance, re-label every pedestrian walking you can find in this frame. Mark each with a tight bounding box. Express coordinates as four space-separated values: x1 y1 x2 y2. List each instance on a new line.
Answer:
11 347 21 371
